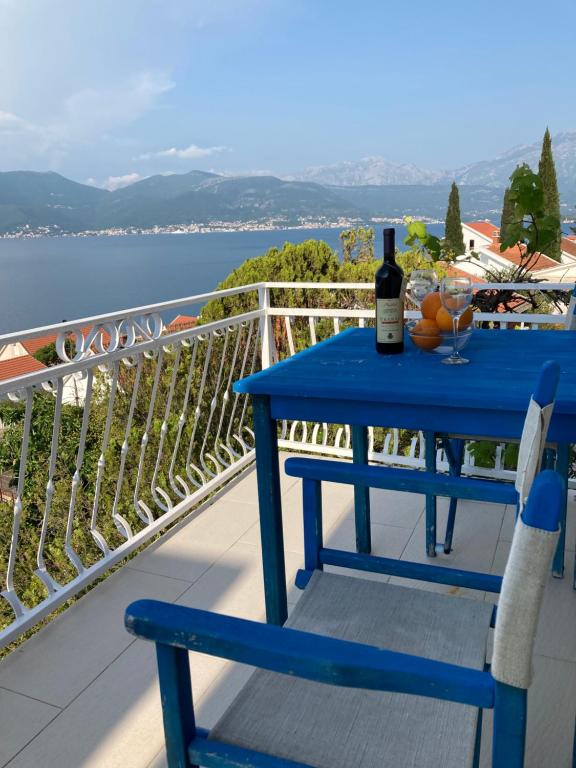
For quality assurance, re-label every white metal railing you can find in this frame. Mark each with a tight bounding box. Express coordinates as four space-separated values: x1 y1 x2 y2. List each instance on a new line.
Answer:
0 279 571 647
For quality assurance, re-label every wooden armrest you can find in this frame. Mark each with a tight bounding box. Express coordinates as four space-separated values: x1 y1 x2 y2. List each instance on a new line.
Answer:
285 458 518 505
125 600 494 708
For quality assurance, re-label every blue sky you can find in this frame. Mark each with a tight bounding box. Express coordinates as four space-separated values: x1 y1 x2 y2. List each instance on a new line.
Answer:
0 0 574 188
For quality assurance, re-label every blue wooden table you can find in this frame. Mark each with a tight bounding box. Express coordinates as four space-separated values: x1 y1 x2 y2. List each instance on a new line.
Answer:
234 327 576 625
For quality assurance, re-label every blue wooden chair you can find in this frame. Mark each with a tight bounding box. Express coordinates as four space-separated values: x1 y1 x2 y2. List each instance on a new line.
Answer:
367 359 560 561
126 469 563 768
437 296 575 565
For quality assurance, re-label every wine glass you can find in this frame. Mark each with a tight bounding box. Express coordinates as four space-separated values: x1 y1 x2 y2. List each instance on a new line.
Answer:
439 277 473 365
408 270 439 308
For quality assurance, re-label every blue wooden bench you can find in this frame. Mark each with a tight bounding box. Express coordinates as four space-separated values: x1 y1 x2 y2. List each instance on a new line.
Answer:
290 359 559 585
126 468 563 768
436 289 576 559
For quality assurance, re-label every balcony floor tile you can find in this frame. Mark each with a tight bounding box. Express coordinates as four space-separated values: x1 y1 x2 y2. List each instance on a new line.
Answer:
240 478 353 554
0 687 60 767
127 499 259 583
0 567 190 710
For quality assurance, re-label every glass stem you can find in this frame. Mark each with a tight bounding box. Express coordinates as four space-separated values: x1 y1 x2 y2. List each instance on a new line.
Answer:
452 314 460 360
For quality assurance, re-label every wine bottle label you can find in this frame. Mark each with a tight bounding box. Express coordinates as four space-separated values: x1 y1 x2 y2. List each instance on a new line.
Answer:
376 298 403 343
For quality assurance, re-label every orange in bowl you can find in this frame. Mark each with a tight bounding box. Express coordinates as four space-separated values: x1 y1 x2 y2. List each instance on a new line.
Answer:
459 306 474 327
436 306 474 332
421 292 442 321
410 319 442 351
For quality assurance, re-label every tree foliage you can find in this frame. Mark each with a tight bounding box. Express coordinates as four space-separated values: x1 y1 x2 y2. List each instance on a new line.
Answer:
200 239 340 324
473 164 564 315
443 182 465 257
339 226 375 263
537 128 562 262
32 340 73 367
499 186 516 244
499 163 560 263
0 327 259 635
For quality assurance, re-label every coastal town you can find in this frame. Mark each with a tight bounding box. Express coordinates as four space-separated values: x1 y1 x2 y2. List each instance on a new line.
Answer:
0 216 442 239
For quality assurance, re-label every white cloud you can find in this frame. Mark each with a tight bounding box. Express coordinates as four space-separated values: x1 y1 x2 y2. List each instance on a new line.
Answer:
87 172 146 191
0 70 174 169
0 109 60 165
139 143 227 161
0 110 33 133
60 71 174 142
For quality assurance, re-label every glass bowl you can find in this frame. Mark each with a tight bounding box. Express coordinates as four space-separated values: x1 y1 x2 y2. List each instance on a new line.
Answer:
407 322 473 355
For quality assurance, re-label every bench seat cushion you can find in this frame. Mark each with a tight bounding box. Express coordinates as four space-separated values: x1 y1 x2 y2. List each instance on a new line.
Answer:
210 571 493 768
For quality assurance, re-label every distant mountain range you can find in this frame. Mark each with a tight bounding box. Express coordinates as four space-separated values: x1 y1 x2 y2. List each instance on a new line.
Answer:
286 158 447 186
289 132 576 202
0 171 367 234
0 132 574 235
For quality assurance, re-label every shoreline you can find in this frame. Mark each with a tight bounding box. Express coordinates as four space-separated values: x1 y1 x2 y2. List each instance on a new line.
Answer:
0 217 443 240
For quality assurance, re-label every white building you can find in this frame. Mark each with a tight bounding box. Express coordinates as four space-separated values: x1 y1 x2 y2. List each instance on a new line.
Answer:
456 221 576 281
0 327 108 405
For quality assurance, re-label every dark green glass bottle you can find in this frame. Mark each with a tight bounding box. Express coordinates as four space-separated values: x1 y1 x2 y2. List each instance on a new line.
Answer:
375 228 405 354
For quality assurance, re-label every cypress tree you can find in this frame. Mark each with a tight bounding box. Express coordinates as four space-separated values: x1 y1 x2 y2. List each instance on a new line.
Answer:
538 128 562 261
444 181 465 256
500 186 516 243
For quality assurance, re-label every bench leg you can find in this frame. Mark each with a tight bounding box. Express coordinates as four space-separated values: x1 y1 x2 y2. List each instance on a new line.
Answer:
156 644 197 768
352 425 371 554
425 431 437 557
296 479 324 588
553 442 569 579
492 682 527 768
472 707 483 768
442 437 465 554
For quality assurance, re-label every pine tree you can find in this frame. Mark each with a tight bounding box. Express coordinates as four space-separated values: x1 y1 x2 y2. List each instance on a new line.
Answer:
500 186 516 243
443 182 465 256
538 128 562 261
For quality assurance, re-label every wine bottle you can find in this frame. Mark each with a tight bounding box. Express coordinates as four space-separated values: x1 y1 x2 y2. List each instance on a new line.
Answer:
375 228 405 354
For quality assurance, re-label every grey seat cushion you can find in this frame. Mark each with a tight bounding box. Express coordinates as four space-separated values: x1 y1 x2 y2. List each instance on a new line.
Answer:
210 571 493 768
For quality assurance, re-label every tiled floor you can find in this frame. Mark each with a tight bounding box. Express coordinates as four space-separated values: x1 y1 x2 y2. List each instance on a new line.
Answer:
0 455 575 767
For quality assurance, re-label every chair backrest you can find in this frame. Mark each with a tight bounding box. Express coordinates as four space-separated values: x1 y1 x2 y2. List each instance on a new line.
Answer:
515 360 560 509
565 283 576 330
492 470 562 690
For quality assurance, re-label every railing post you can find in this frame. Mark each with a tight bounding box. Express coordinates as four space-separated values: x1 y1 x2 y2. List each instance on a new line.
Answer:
258 284 276 369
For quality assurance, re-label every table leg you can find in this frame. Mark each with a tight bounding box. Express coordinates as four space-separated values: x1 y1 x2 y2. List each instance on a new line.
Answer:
425 431 437 557
352 425 371 554
442 437 465 554
252 395 288 625
553 442 569 580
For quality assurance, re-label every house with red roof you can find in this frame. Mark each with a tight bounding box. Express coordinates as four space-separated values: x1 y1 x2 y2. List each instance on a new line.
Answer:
165 314 198 334
0 355 47 382
456 221 576 282
0 325 112 404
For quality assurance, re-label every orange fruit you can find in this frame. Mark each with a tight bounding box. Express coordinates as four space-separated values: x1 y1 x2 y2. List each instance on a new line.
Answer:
410 318 441 350
421 292 442 321
418 319 441 335
435 307 454 332
436 306 473 331
412 334 442 351
459 306 474 328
